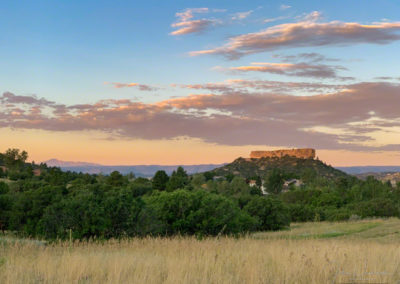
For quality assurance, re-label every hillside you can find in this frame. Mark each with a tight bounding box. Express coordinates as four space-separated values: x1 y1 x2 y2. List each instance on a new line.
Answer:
211 156 348 179
355 172 400 186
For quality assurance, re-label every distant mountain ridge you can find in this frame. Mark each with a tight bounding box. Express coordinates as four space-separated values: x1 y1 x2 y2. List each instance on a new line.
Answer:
43 158 400 177
43 159 225 177
337 166 400 174
45 159 101 167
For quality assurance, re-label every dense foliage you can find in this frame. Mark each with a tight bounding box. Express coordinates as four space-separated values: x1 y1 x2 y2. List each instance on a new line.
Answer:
0 149 289 240
1 148 399 240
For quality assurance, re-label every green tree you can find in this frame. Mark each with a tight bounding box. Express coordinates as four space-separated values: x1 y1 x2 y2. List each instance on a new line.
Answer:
354 198 400 218
142 190 257 235
130 177 153 197
107 171 125 187
0 153 4 165
191 174 206 189
0 182 10 232
152 170 169 191
103 188 144 237
4 148 28 169
301 168 317 184
38 186 109 239
166 167 189 191
244 196 290 231
264 169 284 194
287 204 315 222
225 173 235 183
203 171 215 181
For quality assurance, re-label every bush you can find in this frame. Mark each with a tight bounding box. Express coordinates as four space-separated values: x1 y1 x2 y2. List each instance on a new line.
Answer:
142 190 257 235
287 204 315 222
324 207 351 221
354 198 400 218
244 196 290 230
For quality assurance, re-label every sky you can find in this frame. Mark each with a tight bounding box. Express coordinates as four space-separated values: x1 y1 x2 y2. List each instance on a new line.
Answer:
1 0 400 166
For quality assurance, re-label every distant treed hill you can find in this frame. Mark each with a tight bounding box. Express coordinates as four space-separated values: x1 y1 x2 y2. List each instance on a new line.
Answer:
211 156 348 179
354 172 400 185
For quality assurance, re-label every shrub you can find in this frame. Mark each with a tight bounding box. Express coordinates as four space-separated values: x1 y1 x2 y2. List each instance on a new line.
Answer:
287 204 315 222
244 196 290 230
354 198 400 218
324 207 351 221
142 190 257 235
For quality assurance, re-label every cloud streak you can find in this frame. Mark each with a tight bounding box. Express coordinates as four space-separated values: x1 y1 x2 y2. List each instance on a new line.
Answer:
219 62 353 79
272 52 339 63
280 4 292 10
189 12 400 59
176 79 346 94
105 82 157 91
231 10 253 20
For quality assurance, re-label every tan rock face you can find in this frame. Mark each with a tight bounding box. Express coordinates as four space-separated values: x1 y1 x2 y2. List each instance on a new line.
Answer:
250 148 316 159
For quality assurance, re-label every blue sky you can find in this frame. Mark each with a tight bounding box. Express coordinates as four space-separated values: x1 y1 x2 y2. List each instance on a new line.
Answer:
0 0 400 165
1 0 399 103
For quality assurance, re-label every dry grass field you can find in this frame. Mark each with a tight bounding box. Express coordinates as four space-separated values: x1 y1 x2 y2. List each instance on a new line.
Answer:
1 219 400 283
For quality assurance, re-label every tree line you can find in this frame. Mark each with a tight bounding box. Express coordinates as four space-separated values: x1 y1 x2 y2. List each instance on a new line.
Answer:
0 149 288 239
1 148 399 240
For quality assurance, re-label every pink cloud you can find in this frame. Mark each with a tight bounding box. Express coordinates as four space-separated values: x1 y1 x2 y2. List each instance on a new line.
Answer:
189 12 400 59
170 8 220 36
1 82 400 151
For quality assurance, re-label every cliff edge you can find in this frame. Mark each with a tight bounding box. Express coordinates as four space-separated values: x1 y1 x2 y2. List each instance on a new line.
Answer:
250 148 315 159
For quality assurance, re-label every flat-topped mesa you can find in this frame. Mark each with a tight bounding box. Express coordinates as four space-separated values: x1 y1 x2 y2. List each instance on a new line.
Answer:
250 148 316 159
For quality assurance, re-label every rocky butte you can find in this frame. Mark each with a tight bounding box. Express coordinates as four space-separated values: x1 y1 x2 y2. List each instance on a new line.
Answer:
250 148 316 159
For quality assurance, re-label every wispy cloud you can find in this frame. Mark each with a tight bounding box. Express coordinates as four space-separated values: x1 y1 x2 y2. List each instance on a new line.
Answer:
217 62 353 80
170 8 221 36
272 52 339 63
374 76 400 81
264 16 289 24
189 11 400 59
105 82 157 91
176 78 347 94
231 10 253 20
280 4 292 10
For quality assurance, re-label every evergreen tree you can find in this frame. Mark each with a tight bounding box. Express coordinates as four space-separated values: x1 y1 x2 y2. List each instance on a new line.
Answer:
152 170 169 191
166 167 189 191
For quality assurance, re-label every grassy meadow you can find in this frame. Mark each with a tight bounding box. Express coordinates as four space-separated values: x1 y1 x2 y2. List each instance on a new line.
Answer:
1 218 400 283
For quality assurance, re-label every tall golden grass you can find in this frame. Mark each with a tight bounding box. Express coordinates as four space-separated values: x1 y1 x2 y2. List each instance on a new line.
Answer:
1 220 400 283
